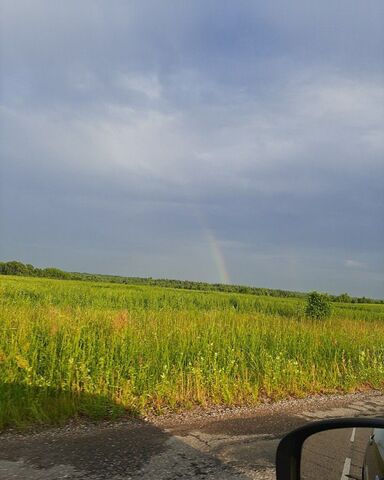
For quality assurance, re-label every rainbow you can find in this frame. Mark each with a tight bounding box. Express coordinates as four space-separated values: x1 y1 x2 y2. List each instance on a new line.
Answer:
205 229 230 284
189 204 230 284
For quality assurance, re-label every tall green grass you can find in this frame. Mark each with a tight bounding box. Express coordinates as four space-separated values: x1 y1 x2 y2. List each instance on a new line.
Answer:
1 275 383 430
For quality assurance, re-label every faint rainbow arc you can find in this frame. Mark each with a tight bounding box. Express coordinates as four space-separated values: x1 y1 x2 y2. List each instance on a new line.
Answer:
205 229 230 284
188 204 230 284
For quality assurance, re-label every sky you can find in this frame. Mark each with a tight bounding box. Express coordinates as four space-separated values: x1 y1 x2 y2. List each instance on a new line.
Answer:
1 1 383 297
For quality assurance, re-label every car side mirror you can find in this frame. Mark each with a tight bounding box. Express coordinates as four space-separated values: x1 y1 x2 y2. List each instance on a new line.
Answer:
276 418 384 480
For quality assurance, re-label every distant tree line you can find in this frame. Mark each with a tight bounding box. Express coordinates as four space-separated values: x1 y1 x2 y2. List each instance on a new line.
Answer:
0 260 382 304
0 261 73 279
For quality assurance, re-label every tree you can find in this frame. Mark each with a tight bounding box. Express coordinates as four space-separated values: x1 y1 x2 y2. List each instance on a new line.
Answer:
0 261 29 276
42 267 70 279
305 291 332 320
336 292 351 303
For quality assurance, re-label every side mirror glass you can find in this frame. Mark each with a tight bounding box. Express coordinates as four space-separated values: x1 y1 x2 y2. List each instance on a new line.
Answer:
276 419 384 480
301 427 384 480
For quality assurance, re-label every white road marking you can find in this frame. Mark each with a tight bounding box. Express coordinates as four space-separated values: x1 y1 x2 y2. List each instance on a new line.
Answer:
341 457 351 480
350 428 356 443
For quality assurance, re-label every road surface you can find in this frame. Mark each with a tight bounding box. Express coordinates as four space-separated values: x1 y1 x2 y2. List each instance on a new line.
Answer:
0 391 383 479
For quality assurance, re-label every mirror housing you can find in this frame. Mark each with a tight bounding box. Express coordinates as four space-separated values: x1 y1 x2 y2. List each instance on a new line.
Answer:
276 417 384 480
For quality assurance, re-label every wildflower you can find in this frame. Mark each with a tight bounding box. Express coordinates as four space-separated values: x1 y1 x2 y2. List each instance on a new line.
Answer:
16 355 29 370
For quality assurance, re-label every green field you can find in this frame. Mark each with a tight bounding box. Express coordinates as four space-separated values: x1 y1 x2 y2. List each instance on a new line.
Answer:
1 275 384 430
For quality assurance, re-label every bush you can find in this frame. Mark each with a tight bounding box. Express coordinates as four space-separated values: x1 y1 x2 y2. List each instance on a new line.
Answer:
305 291 332 320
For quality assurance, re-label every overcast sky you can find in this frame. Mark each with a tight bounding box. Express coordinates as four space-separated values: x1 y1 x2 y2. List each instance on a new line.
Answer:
1 1 383 297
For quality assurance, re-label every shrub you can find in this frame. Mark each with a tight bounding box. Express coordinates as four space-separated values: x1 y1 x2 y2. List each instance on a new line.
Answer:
305 291 332 320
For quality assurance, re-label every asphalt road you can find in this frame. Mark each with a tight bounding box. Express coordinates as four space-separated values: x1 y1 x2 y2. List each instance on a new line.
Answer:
0 391 383 479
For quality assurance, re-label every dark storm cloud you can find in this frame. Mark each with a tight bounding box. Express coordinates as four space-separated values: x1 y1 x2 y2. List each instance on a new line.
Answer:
1 0 383 296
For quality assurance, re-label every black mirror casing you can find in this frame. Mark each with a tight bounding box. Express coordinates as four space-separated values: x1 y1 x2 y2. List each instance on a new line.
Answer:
276 417 384 480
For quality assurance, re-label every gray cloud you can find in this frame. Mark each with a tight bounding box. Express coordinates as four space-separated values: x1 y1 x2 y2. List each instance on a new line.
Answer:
1 1 383 297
